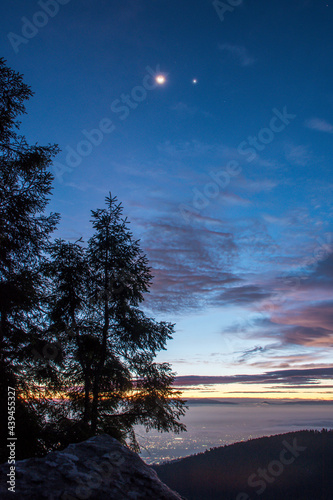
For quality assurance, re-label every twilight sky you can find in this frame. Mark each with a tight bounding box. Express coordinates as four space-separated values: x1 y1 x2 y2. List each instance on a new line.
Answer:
1 0 333 399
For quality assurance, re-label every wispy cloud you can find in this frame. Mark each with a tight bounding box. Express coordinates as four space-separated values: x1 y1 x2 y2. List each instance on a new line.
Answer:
217 285 272 305
175 366 333 387
171 102 213 118
281 324 333 348
237 177 278 193
219 251 333 363
219 192 252 207
218 43 256 67
237 345 266 363
249 352 326 370
138 216 239 312
284 143 312 166
305 118 333 134
157 139 227 158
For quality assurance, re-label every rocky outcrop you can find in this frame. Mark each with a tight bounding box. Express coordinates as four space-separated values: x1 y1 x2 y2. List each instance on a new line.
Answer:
0 435 185 499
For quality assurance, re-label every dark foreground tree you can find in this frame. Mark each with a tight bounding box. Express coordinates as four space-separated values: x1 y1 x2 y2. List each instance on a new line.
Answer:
45 195 187 450
0 59 60 461
0 59 186 460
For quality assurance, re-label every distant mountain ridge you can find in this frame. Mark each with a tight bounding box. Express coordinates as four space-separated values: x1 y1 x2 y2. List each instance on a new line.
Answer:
154 429 333 500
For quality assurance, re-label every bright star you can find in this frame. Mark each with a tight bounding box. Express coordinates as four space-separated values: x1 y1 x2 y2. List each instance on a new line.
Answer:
192 78 198 84
156 75 166 85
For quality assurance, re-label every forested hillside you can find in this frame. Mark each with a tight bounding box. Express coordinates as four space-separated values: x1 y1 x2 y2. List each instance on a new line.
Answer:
154 429 333 500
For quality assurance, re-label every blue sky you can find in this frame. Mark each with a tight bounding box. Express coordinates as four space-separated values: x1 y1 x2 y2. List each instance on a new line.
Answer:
1 0 333 398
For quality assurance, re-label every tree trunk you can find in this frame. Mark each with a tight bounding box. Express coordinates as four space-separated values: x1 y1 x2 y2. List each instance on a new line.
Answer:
91 258 109 434
83 371 91 423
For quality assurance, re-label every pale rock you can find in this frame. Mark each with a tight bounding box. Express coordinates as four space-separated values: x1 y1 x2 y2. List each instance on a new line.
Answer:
0 435 185 499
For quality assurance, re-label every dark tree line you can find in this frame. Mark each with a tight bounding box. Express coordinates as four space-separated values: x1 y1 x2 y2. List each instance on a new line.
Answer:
0 59 186 461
